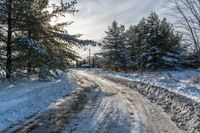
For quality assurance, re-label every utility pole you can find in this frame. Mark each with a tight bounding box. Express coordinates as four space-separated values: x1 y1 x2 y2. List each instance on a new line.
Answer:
89 48 91 69
84 47 91 69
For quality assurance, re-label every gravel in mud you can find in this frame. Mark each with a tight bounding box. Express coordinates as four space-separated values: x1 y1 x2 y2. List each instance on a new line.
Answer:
61 71 184 133
5 70 186 133
106 76 200 133
5 90 89 133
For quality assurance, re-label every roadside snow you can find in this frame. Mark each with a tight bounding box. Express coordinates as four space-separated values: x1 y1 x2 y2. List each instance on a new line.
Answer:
0 73 76 132
89 69 200 102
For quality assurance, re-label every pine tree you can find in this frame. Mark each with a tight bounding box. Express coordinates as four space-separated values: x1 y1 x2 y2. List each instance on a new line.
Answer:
126 12 182 71
0 0 33 78
143 12 161 70
12 0 48 75
0 0 14 78
126 25 138 68
126 18 147 72
101 21 131 70
36 0 80 70
143 12 182 70
0 0 92 78
158 18 182 69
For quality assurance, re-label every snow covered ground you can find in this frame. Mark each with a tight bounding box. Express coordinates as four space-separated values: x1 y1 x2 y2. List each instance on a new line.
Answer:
4 70 183 133
1 69 199 132
0 72 76 132
89 69 200 102
62 70 183 133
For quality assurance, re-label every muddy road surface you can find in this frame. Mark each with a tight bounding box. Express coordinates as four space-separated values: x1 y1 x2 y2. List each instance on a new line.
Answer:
5 70 184 133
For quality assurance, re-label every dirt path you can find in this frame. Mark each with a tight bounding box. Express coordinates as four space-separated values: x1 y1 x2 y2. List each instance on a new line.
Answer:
5 70 184 133
63 70 184 133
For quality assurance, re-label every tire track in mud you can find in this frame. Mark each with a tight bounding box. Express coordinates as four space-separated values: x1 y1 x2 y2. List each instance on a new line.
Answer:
5 71 185 133
63 73 121 133
64 70 185 133
106 76 200 132
5 81 91 133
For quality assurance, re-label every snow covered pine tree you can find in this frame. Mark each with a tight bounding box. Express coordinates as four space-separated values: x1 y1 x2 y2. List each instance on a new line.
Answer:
101 21 132 71
127 12 182 71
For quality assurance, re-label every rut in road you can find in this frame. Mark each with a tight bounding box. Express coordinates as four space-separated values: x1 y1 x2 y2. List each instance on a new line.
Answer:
62 70 184 133
6 70 184 133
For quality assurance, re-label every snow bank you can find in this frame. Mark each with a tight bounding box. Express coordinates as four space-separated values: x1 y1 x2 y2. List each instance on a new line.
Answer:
0 73 76 132
89 69 200 102
106 77 200 132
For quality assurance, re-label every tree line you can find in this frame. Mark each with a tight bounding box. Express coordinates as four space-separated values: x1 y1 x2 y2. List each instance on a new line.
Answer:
101 0 200 71
101 12 184 71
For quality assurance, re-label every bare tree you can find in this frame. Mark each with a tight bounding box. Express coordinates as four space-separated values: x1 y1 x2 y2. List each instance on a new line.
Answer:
169 0 200 61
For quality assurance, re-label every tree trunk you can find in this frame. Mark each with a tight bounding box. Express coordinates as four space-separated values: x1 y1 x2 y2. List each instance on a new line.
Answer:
6 0 13 78
27 31 32 74
27 50 32 74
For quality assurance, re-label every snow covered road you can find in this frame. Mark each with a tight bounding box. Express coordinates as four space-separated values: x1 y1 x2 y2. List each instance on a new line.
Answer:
3 70 185 133
62 70 183 133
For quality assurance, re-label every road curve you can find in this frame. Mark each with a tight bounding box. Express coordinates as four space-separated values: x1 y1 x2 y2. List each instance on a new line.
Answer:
62 70 184 133
6 70 184 133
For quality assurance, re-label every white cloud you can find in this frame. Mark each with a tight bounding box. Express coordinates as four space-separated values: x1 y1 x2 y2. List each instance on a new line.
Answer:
65 0 166 40
50 0 170 40
50 0 171 58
